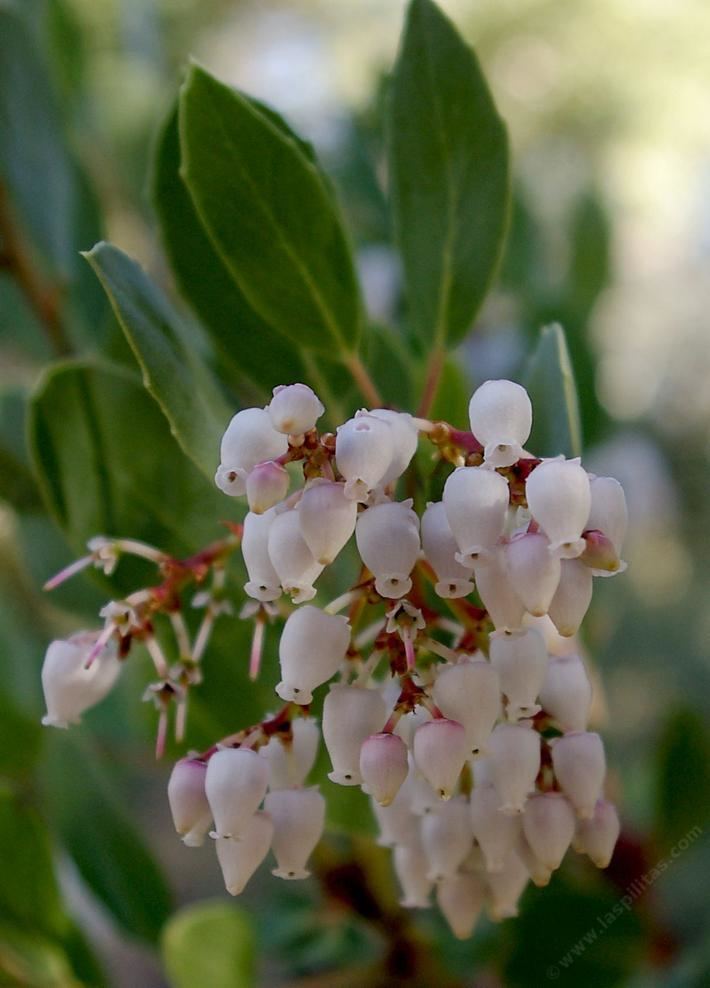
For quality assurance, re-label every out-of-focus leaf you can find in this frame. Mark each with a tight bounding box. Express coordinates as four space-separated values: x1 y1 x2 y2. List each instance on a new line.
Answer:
0 389 43 511
179 64 363 355
654 707 710 853
161 901 256 988
428 356 470 428
388 0 510 349
524 323 582 458
0 690 42 781
364 324 415 411
84 242 231 480
566 191 611 326
0 923 83 988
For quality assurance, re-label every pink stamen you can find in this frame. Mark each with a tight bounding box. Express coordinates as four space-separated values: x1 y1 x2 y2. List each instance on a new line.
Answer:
155 710 168 759
43 555 93 591
404 631 416 671
84 624 114 669
249 618 265 681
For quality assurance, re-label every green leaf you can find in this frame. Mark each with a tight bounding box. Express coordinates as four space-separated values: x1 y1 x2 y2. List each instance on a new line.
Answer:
162 901 256 988
0 389 43 512
84 241 231 480
0 923 83 988
388 0 510 348
0 689 42 781
654 707 710 853
179 64 363 355
524 323 582 458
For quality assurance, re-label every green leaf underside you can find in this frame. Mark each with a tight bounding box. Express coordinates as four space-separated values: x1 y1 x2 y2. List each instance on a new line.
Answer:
162 902 256 988
388 0 510 348
524 323 582 459
179 64 363 356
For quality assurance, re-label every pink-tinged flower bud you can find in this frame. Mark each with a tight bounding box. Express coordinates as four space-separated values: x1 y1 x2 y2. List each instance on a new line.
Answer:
587 476 627 556
217 407 288 494
393 832 433 908
469 783 520 872
322 684 386 785
371 788 418 847
485 852 529 919
505 531 561 616
437 872 485 940
242 509 282 602
515 833 553 887
268 383 324 435
472 546 525 632
336 413 394 502
522 792 576 871
245 461 289 514
205 747 270 839
443 466 510 565
41 634 120 729
412 719 469 800
525 458 591 559
368 409 419 485
216 811 273 895
298 480 357 565
265 786 325 880
574 799 620 868
539 654 592 731
355 499 420 599
276 606 350 705
487 723 541 814
262 718 320 789
548 558 593 637
421 797 473 881
580 529 624 576
468 380 532 468
432 659 500 755
489 628 548 721
421 501 474 599
268 509 324 603
167 757 212 847
551 731 606 819
360 733 409 805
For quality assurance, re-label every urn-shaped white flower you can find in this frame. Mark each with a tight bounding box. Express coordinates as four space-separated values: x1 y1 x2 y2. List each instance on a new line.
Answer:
355 499 420 599
370 787 418 848
469 782 521 873
487 723 541 814
472 546 525 632
268 383 324 435
522 792 576 871
368 409 419 485
335 413 394 502
548 558 593 637
242 509 282 602
485 852 530 920
359 732 409 805
421 501 475 599
539 654 592 731
393 832 433 908
167 757 212 847
468 379 532 468
265 786 325 880
489 628 548 721
551 731 606 819
216 811 274 895
205 747 270 839
245 460 289 514
437 872 485 940
431 659 500 755
262 718 320 789
443 466 510 565
268 508 324 603
400 753 439 816
276 606 350 704
525 458 591 559
216 407 288 495
412 718 469 800
505 531 561 616
421 797 473 881
322 684 386 785
574 799 620 868
41 634 120 729
298 480 357 565
587 476 628 556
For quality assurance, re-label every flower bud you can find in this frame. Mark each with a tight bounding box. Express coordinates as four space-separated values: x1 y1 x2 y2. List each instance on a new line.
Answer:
371 788 418 847
217 407 288 494
336 413 394 502
298 480 357 565
262 718 320 789
322 684 386 785
468 380 532 468
469 783 520 872
268 508 324 603
242 509 282 602
205 747 270 839
393 832 433 908
574 799 620 868
360 732 409 805
548 559 593 637
551 731 606 818
41 634 120 729
437 872 485 940
421 501 474 599
443 466 510 565
522 792 576 871
412 719 469 800
580 529 624 576
515 833 553 887
421 797 473 881
522 614 578 657
268 383 324 435
525 458 591 559
216 811 273 895
489 628 548 721
393 706 431 748
400 753 439 816
587 476 627 555
355 499 420 599
472 546 525 632
505 531 561 616
539 654 592 731
485 852 529 919
167 757 212 847
368 409 419 485
432 659 500 755
245 461 289 514
487 723 541 814
276 606 350 704
265 786 325 880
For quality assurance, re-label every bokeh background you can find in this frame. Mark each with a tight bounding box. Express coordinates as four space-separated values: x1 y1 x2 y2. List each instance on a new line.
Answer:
1 0 709 986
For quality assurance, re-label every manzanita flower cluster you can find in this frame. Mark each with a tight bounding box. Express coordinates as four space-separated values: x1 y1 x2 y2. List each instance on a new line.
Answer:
40 379 626 939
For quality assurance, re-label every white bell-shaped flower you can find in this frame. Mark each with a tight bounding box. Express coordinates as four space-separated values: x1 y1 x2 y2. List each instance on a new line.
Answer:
574 799 620 868
245 461 289 514
522 613 578 657
437 872 485 940
217 407 288 495
267 508 324 603
400 753 439 816
267 383 324 435
322 684 386 785
265 786 325 879
551 731 606 819
41 634 121 729
393 832 433 908
443 466 510 564
276 606 350 705
335 413 394 502
471 757 495 788
167 757 212 847
355 499 420 599
421 797 473 881
242 509 282 602
359 732 409 805
216 811 274 895
525 458 591 559
298 480 357 565
505 531 561 616
431 659 500 755
469 782 521 873
368 409 419 485
487 723 541 814
539 654 592 731
580 529 625 576
205 747 270 839
485 852 529 919
421 501 475 599
587 476 628 556
522 792 576 871
548 559 593 637
371 788 418 848
515 833 553 887
393 705 431 748
262 718 320 789
489 628 548 721
412 718 469 800
468 379 532 468
472 546 525 632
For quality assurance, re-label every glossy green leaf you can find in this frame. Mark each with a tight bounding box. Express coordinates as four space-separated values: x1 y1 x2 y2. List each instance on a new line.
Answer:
0 923 83 988
654 707 710 853
179 64 363 355
524 323 582 458
388 0 510 348
0 389 43 512
162 901 256 988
